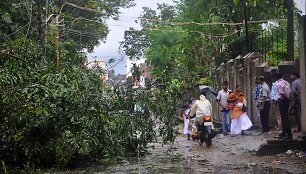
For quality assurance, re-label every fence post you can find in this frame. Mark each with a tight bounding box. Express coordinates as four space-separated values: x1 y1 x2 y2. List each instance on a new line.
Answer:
226 59 234 90
299 15 306 135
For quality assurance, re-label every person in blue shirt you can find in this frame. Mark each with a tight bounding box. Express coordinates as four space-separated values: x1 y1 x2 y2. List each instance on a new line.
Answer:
254 77 262 129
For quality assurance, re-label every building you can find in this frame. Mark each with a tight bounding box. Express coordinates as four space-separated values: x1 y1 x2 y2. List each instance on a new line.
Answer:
138 62 151 88
126 58 146 76
86 60 106 71
105 74 128 89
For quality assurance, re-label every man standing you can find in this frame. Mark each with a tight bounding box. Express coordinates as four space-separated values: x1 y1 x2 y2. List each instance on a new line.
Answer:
217 81 231 136
291 72 301 132
272 71 292 139
258 76 271 134
254 77 262 129
270 69 282 131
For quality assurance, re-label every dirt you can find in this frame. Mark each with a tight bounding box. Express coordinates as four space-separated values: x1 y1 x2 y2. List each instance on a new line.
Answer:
50 127 306 174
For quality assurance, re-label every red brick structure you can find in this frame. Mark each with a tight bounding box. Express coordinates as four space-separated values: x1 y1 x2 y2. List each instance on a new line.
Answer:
139 63 151 80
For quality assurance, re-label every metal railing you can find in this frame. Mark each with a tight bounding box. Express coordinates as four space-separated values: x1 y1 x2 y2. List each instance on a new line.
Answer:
252 26 287 66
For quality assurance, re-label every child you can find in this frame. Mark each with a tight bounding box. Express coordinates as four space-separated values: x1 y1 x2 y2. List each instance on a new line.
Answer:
182 104 192 140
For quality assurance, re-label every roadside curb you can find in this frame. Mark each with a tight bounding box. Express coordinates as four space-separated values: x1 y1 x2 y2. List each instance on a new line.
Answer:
256 137 305 156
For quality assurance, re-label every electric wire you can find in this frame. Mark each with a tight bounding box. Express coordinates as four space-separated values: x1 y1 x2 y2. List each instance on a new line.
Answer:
0 15 38 40
112 16 287 26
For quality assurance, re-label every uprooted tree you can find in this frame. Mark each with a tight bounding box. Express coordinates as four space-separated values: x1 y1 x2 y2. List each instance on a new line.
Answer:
0 0 181 170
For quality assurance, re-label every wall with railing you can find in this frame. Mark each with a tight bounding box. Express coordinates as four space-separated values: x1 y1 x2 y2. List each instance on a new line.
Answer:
210 52 297 127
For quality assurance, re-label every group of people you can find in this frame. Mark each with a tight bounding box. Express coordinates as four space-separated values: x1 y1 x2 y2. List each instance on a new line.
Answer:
182 81 252 139
183 70 301 140
216 81 252 136
254 70 301 140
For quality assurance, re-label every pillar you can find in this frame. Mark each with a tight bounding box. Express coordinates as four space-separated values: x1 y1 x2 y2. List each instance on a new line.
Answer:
226 59 234 90
300 15 306 134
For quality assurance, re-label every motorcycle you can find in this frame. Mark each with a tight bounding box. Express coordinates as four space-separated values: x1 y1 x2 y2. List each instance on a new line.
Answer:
190 115 214 147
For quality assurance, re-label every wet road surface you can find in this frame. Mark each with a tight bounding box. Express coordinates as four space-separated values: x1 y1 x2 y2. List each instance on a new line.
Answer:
51 128 306 174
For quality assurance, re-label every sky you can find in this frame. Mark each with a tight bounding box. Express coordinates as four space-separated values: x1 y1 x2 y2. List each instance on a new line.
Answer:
295 0 306 15
88 0 306 75
88 0 175 75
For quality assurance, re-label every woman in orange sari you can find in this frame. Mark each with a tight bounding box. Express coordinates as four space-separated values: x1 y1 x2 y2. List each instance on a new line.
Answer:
227 85 252 135
230 85 247 104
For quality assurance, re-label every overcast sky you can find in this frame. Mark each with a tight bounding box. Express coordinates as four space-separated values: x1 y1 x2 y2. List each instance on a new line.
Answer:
89 0 305 75
295 0 306 15
89 0 174 75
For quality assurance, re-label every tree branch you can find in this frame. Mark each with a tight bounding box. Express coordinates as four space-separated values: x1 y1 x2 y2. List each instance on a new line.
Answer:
0 50 33 78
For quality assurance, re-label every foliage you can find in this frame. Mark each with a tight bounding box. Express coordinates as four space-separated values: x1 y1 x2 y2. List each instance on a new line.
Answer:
0 10 178 171
119 1 294 103
0 0 181 171
0 49 176 170
0 0 135 62
119 2 294 156
0 0 298 172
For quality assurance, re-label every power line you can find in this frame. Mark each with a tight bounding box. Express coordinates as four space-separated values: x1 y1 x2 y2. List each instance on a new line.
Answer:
112 16 287 26
0 15 38 40
142 28 239 38
59 22 239 39
61 29 101 39
58 2 103 17
59 18 285 39
63 16 286 28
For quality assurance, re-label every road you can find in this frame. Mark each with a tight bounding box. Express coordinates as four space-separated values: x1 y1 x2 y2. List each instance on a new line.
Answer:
52 127 306 174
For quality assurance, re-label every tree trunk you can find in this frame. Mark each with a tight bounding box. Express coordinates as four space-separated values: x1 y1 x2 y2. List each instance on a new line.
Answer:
34 0 45 56
194 33 203 65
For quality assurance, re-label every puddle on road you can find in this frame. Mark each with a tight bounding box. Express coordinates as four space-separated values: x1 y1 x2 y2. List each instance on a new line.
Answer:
91 150 293 174
49 136 302 174
49 151 295 174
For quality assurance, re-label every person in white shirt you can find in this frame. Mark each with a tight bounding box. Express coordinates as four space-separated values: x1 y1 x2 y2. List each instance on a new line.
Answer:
258 76 271 134
272 71 292 140
270 69 282 131
190 92 213 129
216 81 231 135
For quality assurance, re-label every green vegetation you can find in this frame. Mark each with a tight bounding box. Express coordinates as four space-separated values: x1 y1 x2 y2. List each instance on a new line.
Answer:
0 0 179 171
0 0 299 172
121 0 291 90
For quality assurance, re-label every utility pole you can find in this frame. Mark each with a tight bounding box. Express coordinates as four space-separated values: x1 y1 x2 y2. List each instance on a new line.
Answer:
45 14 60 66
244 0 250 53
56 15 60 67
100 75 106 94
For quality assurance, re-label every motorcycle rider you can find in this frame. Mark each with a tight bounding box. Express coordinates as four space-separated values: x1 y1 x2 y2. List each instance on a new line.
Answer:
189 91 213 129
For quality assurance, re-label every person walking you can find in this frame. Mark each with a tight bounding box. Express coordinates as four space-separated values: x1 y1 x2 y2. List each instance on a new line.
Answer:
182 103 192 140
227 85 252 135
270 69 282 131
258 76 271 135
272 71 292 140
254 77 262 129
291 72 301 132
